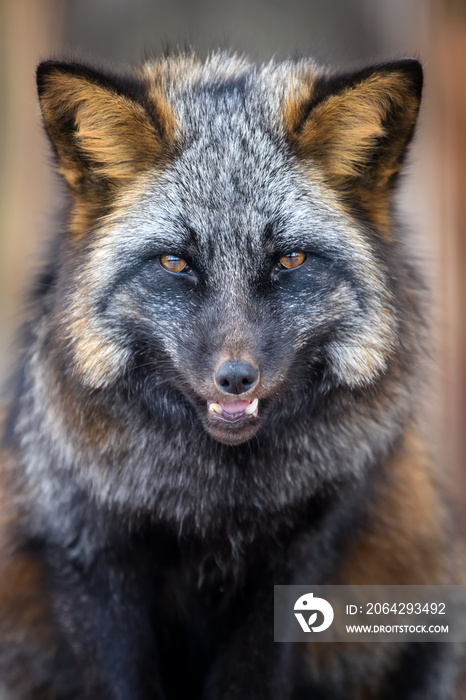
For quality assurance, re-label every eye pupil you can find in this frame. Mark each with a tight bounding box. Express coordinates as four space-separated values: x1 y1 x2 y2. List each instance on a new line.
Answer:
160 254 189 273
278 251 306 270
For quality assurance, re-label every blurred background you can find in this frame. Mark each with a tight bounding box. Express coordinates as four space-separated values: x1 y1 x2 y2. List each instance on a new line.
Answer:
0 0 465 521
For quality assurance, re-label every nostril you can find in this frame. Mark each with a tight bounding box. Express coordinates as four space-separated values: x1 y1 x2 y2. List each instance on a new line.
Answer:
214 362 259 395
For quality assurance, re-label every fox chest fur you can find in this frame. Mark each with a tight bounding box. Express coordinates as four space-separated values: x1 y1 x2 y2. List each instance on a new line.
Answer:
0 53 460 699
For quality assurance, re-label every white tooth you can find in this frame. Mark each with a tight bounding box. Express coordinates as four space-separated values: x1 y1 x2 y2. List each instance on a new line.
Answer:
209 402 224 415
245 398 259 415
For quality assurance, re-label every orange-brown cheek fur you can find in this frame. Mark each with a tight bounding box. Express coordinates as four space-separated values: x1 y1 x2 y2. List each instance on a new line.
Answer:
65 310 127 388
58 174 157 389
283 71 421 237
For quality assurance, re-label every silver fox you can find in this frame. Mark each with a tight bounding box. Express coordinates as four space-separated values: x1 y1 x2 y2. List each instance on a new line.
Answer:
0 52 460 699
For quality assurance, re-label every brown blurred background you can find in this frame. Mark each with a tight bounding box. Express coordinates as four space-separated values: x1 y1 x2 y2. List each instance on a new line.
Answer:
0 0 465 521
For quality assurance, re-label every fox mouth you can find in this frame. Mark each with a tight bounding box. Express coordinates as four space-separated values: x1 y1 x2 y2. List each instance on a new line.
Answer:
208 398 259 421
203 397 260 444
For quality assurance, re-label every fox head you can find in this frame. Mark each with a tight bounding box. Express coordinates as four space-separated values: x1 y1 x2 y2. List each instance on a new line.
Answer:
37 54 423 447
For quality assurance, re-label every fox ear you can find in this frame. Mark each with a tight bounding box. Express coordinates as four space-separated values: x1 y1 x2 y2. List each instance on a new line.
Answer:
285 60 423 228
36 61 175 195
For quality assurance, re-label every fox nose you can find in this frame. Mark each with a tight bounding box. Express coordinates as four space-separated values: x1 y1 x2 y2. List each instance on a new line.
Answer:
214 361 259 395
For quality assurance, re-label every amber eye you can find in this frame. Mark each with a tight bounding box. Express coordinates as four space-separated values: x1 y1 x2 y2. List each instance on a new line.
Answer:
277 251 306 270
160 254 189 273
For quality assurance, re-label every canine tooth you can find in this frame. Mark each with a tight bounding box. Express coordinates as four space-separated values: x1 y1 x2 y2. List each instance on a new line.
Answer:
209 402 224 415
245 398 259 415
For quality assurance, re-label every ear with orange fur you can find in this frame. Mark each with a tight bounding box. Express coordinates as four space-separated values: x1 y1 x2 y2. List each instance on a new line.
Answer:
285 60 423 229
36 61 176 197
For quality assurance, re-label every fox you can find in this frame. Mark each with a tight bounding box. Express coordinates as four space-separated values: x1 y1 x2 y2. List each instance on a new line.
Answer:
0 51 462 699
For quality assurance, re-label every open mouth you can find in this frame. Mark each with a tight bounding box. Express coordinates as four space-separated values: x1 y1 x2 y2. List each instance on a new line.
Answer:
207 398 259 422
201 397 262 445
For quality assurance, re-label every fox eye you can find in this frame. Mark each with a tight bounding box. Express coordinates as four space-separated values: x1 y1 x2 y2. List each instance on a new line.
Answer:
160 254 190 273
276 252 306 270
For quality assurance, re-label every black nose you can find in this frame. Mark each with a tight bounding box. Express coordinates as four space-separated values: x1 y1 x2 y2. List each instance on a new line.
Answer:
214 361 259 395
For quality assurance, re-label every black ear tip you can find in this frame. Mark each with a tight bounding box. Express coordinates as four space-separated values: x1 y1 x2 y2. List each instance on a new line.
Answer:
397 58 423 98
372 58 423 101
36 60 65 96
35 60 131 102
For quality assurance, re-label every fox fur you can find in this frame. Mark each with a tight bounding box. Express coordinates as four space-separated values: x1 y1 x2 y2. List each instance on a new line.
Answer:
0 52 461 699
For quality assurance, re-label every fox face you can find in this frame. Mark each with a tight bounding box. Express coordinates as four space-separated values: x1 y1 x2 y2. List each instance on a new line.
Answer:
37 55 422 449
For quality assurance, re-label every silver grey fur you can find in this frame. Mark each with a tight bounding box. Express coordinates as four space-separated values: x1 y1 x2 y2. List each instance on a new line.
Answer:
9 55 422 546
